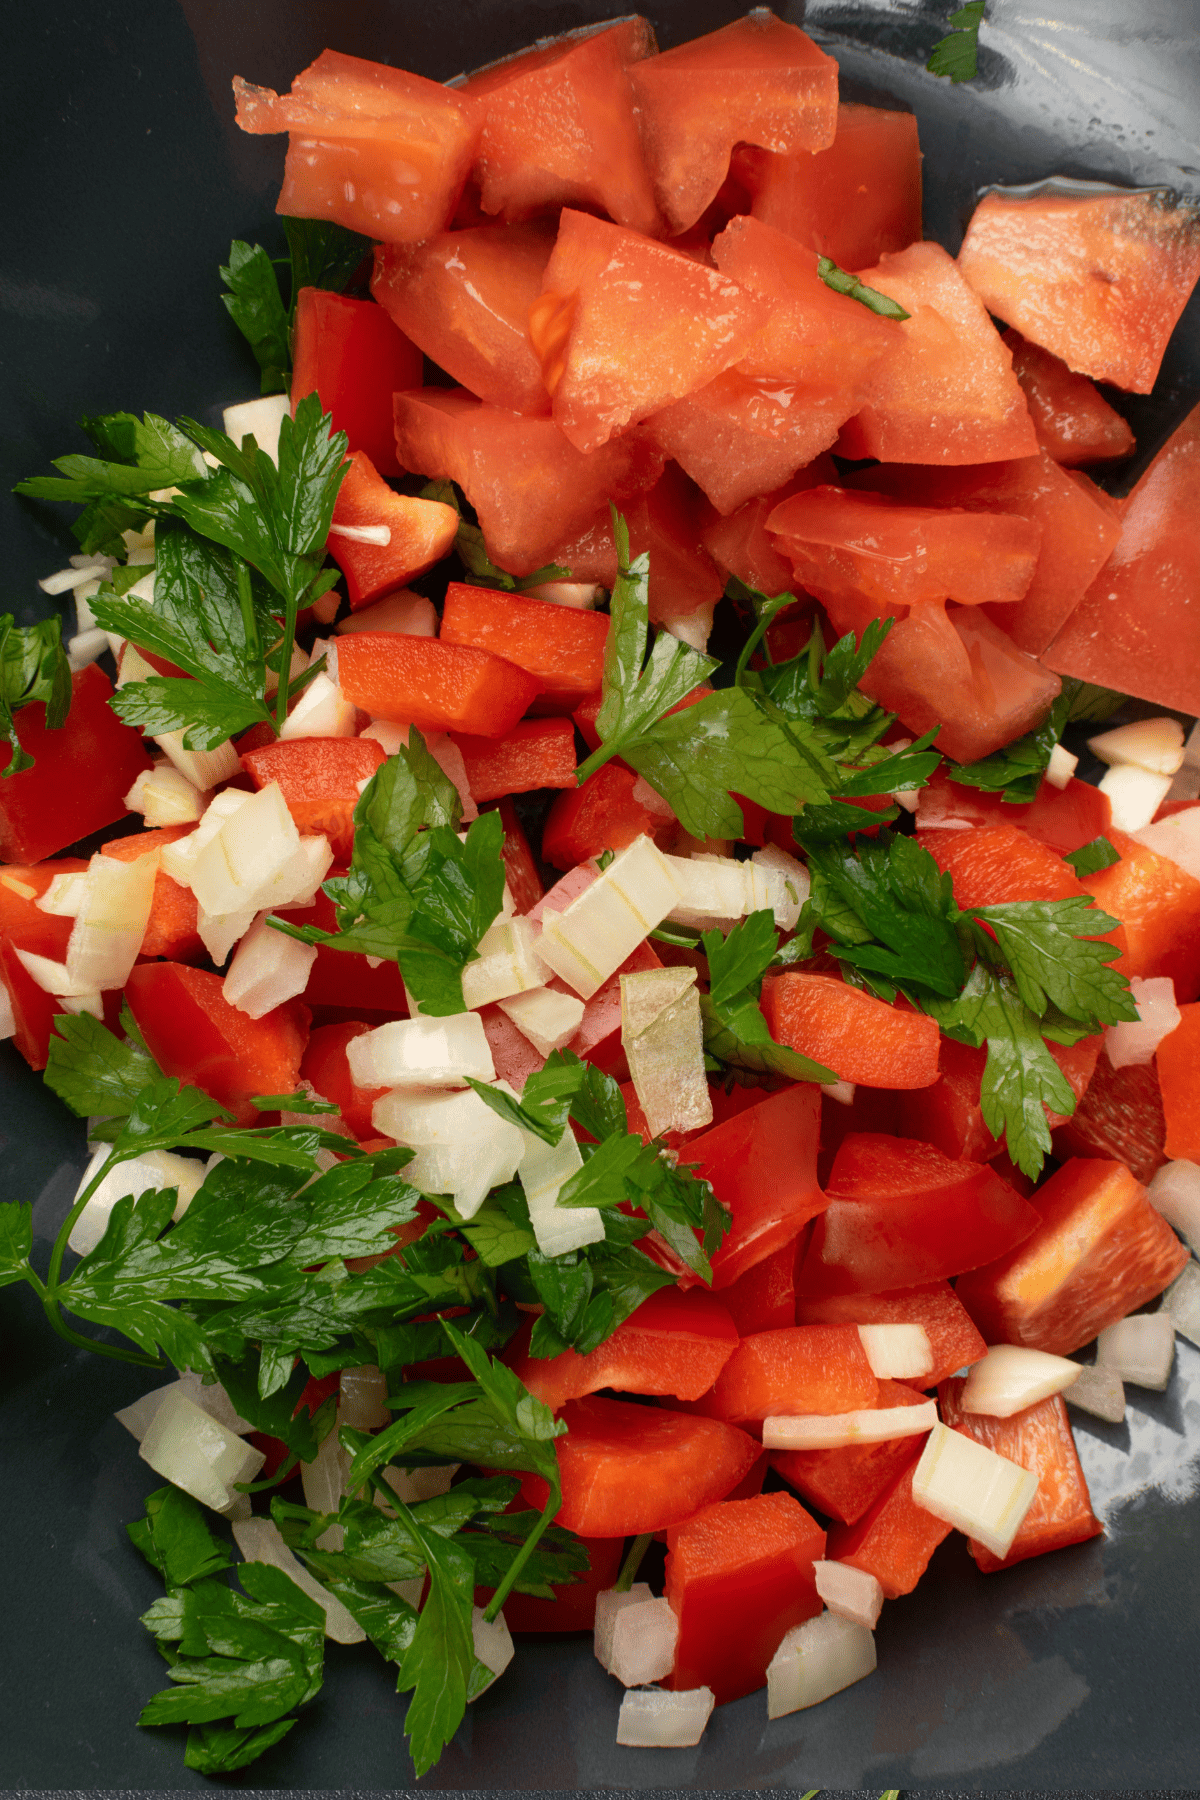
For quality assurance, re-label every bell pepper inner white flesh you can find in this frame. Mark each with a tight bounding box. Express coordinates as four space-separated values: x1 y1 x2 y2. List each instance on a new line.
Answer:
766 1610 877 1718
348 1013 496 1089
535 836 681 999
959 1344 1082 1416
856 1322 933 1380
762 1400 937 1451
911 1421 1039 1560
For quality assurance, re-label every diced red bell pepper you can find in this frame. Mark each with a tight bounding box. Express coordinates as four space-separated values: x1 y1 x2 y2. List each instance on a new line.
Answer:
100 826 204 961
1078 827 1200 1003
439 581 608 710
737 101 923 271
665 1491 825 1704
300 1020 386 1140
277 881 410 1016
795 1280 986 1389
0 665 152 863
718 1240 797 1335
0 859 88 1069
541 763 667 871
234 50 480 245
826 1453 953 1597
700 458 837 593
371 222 555 416
457 17 657 235
241 736 385 865
955 1156 1188 1355
918 821 1119 931
1045 400 1200 716
519 1395 760 1536
335 632 541 737
326 450 457 607
678 1083 827 1289
915 765 1113 858
124 962 310 1125
1155 1003 1200 1161
704 1323 877 1424
392 385 663 577
530 208 771 454
771 1379 935 1525
627 14 836 234
939 1381 1102 1572
291 291 422 477
479 1535 624 1634
1002 328 1136 466
798 1133 1041 1296
493 798 543 913
818 1082 903 1184
836 241 1037 465
958 188 1200 394
451 720 576 806
507 1288 739 1412
761 971 940 1090
1052 1047 1166 1187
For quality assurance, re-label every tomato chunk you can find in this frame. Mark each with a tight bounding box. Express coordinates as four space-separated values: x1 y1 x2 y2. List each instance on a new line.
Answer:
915 766 1114 857
291 293 422 478
665 1491 826 1704
738 102 923 271
507 1289 739 1412
796 1280 986 1388
335 632 541 736
233 50 479 243
645 373 843 517
771 1379 935 1525
704 1323 877 1424
718 1240 797 1335
451 720 576 806
326 450 457 607
939 1382 1102 1572
762 971 940 1090
1003 328 1135 466
958 187 1200 394
550 463 724 624
300 1020 385 1140
519 1395 760 1536
530 209 770 453
826 1453 953 1598
628 14 837 234
124 963 310 1125
241 737 384 864
955 1156 1188 1355
798 1133 1040 1295
701 459 836 593
371 223 555 416
439 581 608 708
0 665 152 863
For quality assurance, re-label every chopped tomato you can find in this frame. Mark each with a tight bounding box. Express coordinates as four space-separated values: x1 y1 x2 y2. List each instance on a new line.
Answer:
1002 327 1135 465
291 293 422 479
1078 826 1200 1002
1052 1048 1167 1187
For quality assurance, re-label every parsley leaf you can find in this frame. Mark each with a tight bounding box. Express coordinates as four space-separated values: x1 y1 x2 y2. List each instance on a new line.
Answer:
284 217 372 304
128 1485 234 1588
219 242 290 394
1065 835 1121 877
44 1009 158 1121
927 0 985 81
973 896 1137 1025
949 685 1071 802
800 832 966 998
700 911 836 1085
0 613 72 775
0 1201 34 1293
817 257 912 319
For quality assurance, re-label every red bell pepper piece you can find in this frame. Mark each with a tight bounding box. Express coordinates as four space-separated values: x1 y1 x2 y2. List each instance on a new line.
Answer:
335 632 542 736
902 1031 1102 1162
478 1535 624 1633
664 1490 826 1703
795 1280 986 1389
277 882 410 1015
241 736 385 865
0 665 152 863
1153 1003 1200 1161
541 762 667 870
451 719 576 805
954 1156 1188 1355
718 1240 797 1334
100 826 204 962
703 1323 877 1424
939 1380 1102 1572
771 1379 935 1525
291 290 422 476
440 581 608 711
300 1020 386 1140
762 970 940 1089
797 1132 1040 1296
493 798 544 914
507 1288 738 1411
327 450 458 607
916 765 1114 857
124 962 310 1125
826 1453 953 1598
1052 1047 1166 1187
518 1395 760 1536
1079 827 1200 1003
548 463 726 626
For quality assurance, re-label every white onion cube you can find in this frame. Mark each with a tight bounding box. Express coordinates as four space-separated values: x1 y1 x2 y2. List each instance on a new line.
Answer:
1098 764 1174 833
348 1013 495 1089
471 1606 514 1693
337 589 439 637
126 762 208 827
766 1611 876 1718
462 916 546 1010
959 1344 1082 1418
223 394 290 463
154 729 242 790
621 967 712 1139
609 1597 679 1687
36 871 89 916
1105 975 1181 1069
616 1686 715 1748
69 1145 207 1255
497 985 585 1055
662 852 772 930
1064 1362 1126 1424
116 1372 252 1442
232 1517 365 1643
1096 1312 1175 1390
857 1323 932 1380
751 843 810 931
280 670 357 740
338 1364 390 1430
594 1583 653 1672
536 836 681 999
812 1560 884 1631
372 1086 523 1218
139 1390 265 1514
380 1463 459 1505
189 782 300 917
1089 716 1185 776
223 912 317 1017
1133 807 1200 882
1148 1159 1200 1254
66 850 158 991
1045 743 1078 789
911 1422 1038 1560
1162 1261 1200 1349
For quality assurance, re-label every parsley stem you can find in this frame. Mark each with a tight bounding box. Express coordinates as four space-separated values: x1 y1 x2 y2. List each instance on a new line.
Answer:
733 592 795 687
41 1304 162 1367
481 1482 559 1624
574 739 622 786
275 593 300 734
614 1531 653 1593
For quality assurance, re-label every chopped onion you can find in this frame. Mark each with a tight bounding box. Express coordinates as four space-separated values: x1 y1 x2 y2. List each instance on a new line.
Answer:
1133 806 1200 882
1098 763 1174 832
380 1464 459 1505
125 761 208 827
497 985 585 1055
622 966 712 1138
68 627 110 670
1096 1312 1175 1390
1162 1260 1200 1350
1045 742 1079 789
348 1012 495 1089
115 1372 252 1442
161 790 249 882
462 916 545 1009
594 1589 679 1687
361 719 410 755
280 670 358 739
1089 716 1186 776
658 600 715 653
911 1422 1038 1560
535 836 681 999
662 852 773 931
68 1144 207 1254
751 843 810 931
471 1606 514 1691
812 1560 884 1631
187 784 331 925
38 561 111 596
338 1364 390 1430
14 948 91 997
1147 1160 1200 1254
766 1611 876 1718
1105 975 1180 1068
857 1322 933 1380
594 1582 652 1671
959 1343 1081 1416
36 871 89 916
337 590 439 637
198 903 258 968
222 393 290 464
153 728 242 790
372 1086 523 1218
223 912 317 1018
0 981 14 1040
616 1686 715 1748
65 849 158 993
518 1122 604 1256
139 1389 265 1514
1064 1361 1125 1423
232 1517 366 1643
301 1426 351 1550
762 1399 937 1451
522 580 604 608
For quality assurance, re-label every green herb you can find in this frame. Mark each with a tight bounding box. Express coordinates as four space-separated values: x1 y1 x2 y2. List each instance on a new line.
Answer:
1065 835 1121 877
817 257 911 320
0 614 72 774
221 217 372 394
949 686 1072 802
700 911 835 1084
926 0 985 81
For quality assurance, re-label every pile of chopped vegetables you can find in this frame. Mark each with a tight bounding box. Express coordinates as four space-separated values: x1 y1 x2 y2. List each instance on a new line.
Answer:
6 4 1200 1779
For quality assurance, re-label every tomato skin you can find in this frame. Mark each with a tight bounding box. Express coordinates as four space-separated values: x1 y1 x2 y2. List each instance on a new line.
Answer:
241 736 385 865
439 582 608 708
0 665 152 863
292 292 422 477
798 1132 1041 1295
826 1453 953 1598
326 450 458 606
335 631 541 737
300 1020 385 1140
718 1240 797 1334
915 766 1113 858
762 971 940 1090
506 1289 739 1411
664 1491 826 1704
1002 328 1135 466
772 1379 934 1525
701 460 836 593
795 1281 986 1389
